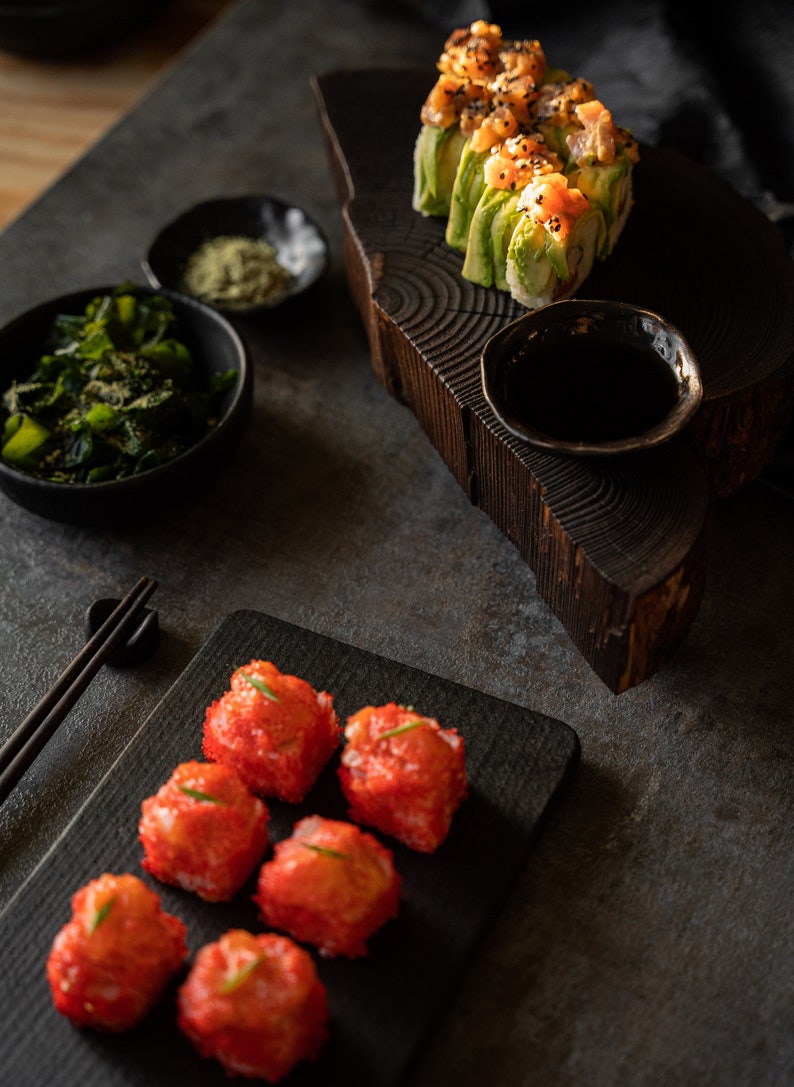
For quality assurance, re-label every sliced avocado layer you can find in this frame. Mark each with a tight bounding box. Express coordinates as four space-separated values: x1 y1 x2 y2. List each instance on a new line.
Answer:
463 187 519 287
446 140 489 251
568 158 631 256
413 124 467 218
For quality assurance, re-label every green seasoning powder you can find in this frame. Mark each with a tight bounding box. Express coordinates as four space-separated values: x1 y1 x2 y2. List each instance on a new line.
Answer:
181 235 292 310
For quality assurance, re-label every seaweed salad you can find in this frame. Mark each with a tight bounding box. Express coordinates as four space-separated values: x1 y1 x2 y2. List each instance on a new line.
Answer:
1 285 237 484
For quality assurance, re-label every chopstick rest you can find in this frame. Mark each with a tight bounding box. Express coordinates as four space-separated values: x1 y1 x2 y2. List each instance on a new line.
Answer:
85 598 159 668
0 576 159 806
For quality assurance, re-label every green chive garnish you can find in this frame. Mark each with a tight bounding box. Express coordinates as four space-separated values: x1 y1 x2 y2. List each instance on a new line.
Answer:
178 785 227 804
300 842 350 860
88 897 116 935
240 671 280 702
378 719 425 740
220 954 266 994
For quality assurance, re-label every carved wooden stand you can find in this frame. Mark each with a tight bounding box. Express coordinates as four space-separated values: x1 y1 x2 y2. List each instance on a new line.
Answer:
314 68 794 692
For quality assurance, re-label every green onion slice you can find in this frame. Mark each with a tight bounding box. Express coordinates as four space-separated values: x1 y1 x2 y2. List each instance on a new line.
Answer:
88 897 116 935
299 842 350 860
378 719 426 740
240 671 280 702
220 954 266 994
178 785 227 804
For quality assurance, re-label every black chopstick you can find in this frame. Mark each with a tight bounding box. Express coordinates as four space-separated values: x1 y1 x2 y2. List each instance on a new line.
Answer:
0 576 159 807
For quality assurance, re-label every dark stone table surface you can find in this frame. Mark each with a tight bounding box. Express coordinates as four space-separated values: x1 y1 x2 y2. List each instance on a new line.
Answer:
0 2 791 1084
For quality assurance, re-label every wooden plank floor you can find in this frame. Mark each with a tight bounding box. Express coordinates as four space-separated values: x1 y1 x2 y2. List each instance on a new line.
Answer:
0 0 234 230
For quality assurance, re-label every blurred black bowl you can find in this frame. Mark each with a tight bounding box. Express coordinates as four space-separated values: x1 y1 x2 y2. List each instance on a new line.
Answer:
0 286 252 525
142 195 329 316
0 0 162 59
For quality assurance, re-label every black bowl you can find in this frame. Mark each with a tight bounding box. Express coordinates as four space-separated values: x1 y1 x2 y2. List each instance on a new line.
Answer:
142 195 329 316
0 0 162 59
0 286 252 525
481 299 703 457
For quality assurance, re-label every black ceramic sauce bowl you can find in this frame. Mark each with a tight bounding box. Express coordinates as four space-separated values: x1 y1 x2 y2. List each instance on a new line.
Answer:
0 286 252 525
481 299 703 457
142 195 329 315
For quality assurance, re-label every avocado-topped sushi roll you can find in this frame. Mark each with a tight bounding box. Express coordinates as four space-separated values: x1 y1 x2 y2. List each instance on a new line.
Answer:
339 702 468 853
46 873 187 1032
564 99 640 256
139 760 270 902
202 660 339 804
445 106 521 251
444 36 548 250
413 74 491 218
178 929 328 1083
413 23 637 307
462 133 562 289
505 172 606 310
413 21 503 218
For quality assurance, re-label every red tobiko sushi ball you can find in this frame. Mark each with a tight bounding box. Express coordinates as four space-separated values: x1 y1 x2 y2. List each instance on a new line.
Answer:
338 702 467 853
254 815 401 959
202 660 340 803
178 929 328 1083
139 760 270 902
46 872 187 1032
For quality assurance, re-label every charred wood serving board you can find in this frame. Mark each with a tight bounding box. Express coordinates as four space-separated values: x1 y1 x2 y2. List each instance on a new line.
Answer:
313 68 794 693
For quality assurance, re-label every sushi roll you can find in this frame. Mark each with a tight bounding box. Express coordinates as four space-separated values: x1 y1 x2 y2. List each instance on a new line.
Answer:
178 929 327 1083
445 101 530 252
202 660 339 803
139 760 270 903
505 172 606 310
338 702 467 853
254 815 401 958
46 872 187 1032
443 36 548 250
413 20 503 218
413 74 491 219
414 24 638 307
564 99 640 256
462 133 562 289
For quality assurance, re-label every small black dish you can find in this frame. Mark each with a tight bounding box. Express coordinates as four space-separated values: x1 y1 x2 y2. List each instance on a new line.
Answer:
142 195 329 316
481 299 703 457
0 286 252 525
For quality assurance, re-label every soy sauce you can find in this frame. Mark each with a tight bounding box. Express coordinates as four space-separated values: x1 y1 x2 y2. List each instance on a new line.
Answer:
504 335 681 444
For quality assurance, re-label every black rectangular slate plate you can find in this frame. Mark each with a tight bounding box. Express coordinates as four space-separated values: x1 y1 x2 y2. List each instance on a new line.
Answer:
0 610 579 1087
